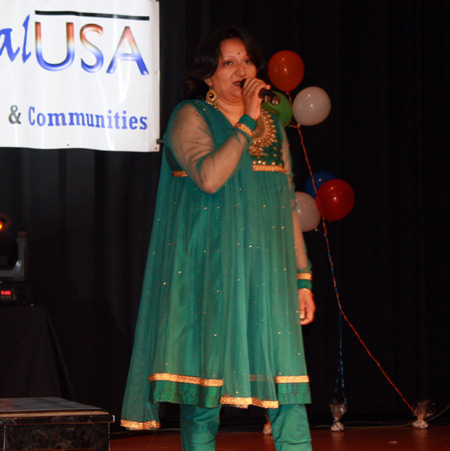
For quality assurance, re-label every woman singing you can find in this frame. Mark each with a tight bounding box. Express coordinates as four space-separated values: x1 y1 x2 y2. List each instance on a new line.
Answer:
121 27 315 450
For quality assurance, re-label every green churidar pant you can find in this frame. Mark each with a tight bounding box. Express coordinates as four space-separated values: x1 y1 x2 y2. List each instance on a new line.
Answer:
180 404 312 451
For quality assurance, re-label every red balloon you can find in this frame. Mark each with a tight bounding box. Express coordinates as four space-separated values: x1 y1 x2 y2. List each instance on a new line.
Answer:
315 179 355 221
268 50 305 92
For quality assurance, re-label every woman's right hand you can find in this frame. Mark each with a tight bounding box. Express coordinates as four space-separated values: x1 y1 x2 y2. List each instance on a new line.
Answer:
241 78 271 121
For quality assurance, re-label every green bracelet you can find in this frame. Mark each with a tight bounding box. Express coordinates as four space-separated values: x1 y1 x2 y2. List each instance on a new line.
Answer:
297 280 313 290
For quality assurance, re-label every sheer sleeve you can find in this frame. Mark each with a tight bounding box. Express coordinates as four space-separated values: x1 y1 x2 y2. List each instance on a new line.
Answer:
280 125 311 272
165 103 251 194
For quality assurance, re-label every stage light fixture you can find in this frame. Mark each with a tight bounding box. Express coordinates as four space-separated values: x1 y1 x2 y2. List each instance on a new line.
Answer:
0 215 11 231
0 214 31 303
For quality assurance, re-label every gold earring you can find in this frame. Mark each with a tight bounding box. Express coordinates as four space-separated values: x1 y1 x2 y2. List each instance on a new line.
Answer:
206 88 218 109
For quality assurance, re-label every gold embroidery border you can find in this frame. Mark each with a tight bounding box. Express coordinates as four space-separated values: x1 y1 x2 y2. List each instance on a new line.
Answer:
235 122 253 138
149 373 224 387
252 164 285 173
148 373 309 410
248 110 278 159
121 419 161 430
296 273 313 281
150 373 309 386
220 396 279 409
172 170 188 177
274 375 310 383
173 165 285 177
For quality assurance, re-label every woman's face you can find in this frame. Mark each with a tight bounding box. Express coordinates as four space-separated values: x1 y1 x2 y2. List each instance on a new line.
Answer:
205 38 257 103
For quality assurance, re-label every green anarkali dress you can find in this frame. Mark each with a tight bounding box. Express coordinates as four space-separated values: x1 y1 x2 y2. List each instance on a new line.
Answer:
121 100 311 430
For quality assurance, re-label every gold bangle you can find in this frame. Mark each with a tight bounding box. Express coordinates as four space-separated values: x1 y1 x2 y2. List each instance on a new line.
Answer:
299 288 313 296
296 272 312 280
235 122 253 138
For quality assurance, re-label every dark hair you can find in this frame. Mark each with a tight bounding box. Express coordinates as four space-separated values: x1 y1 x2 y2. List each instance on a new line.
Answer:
182 27 264 100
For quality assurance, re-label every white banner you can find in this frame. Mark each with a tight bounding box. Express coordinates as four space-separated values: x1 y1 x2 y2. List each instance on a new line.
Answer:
0 0 160 152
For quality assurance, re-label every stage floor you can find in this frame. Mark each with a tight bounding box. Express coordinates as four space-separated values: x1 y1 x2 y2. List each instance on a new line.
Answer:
111 424 450 450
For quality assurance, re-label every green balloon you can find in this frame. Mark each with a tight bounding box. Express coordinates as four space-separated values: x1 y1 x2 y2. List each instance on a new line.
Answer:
262 91 293 127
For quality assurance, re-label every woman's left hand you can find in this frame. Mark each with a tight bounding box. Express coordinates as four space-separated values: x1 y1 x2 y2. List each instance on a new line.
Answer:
298 289 316 325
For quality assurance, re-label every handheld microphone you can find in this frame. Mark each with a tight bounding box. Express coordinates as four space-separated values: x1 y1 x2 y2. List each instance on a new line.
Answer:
241 80 280 106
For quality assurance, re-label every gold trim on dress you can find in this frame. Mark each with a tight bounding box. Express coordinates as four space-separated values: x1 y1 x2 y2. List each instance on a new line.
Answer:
172 170 188 177
121 419 161 430
150 373 309 386
252 164 285 173
249 374 310 383
173 166 285 177
296 273 312 280
149 373 224 387
248 110 278 159
235 122 253 138
220 396 279 409
274 375 310 383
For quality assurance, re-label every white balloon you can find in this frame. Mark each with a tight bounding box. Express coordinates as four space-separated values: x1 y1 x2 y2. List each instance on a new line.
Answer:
295 191 321 232
293 86 331 126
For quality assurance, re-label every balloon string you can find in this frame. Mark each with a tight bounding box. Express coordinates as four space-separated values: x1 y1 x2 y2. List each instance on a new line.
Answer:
333 306 347 406
295 124 417 418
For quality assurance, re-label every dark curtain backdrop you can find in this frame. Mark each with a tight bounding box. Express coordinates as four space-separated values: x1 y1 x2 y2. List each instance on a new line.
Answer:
1 0 449 427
